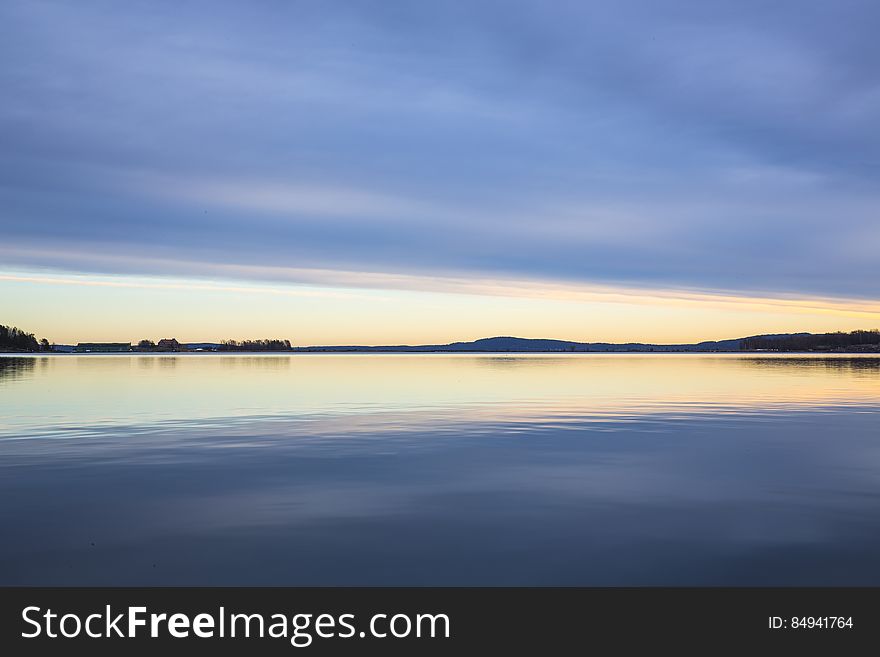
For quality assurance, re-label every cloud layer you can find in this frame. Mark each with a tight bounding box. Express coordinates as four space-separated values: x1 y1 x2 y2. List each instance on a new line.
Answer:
2 0 879 300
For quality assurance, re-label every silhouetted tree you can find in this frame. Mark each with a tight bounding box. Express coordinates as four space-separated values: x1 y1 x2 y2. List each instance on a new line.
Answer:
0 325 43 352
741 330 880 352
0 325 40 351
218 338 293 352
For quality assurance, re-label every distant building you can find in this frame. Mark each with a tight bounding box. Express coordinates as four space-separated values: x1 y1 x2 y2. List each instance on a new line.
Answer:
73 343 131 353
156 338 183 352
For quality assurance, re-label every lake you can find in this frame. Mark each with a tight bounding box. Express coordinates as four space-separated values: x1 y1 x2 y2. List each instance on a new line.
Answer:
1 353 879 585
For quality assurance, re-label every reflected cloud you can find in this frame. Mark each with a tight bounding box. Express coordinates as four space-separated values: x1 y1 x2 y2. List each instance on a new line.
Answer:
2 353 880 584
2 390 879 585
1 354 879 442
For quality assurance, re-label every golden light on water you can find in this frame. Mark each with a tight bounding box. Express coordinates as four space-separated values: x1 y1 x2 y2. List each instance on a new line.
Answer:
3 354 878 440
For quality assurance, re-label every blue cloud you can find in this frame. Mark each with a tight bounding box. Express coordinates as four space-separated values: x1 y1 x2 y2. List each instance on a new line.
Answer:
1 0 878 299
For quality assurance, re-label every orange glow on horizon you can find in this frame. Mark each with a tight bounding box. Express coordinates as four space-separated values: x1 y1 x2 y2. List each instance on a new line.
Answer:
1 266 879 346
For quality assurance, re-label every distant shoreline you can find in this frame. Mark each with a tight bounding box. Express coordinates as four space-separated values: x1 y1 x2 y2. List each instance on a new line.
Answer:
4 330 880 355
4 349 880 356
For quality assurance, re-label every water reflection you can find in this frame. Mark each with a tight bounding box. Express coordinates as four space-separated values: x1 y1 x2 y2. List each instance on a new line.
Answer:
0 357 36 382
0 354 879 585
739 355 880 373
1 354 878 441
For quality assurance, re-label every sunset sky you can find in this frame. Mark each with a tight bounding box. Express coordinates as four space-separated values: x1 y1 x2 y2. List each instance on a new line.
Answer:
2 0 879 345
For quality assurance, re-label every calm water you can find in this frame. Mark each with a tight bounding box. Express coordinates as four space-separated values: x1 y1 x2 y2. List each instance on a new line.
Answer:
1 353 879 585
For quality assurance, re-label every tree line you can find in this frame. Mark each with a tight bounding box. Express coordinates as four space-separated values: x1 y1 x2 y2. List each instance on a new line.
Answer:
741 330 880 351
133 338 293 352
0 325 51 352
218 339 292 352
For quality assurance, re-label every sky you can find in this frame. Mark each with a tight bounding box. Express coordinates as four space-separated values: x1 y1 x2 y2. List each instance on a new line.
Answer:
1 0 879 345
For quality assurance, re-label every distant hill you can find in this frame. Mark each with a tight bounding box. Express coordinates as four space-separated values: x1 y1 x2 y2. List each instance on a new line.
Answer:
292 332 827 353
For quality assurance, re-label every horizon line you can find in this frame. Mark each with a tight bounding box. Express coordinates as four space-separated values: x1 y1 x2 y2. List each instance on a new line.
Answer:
35 328 880 350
